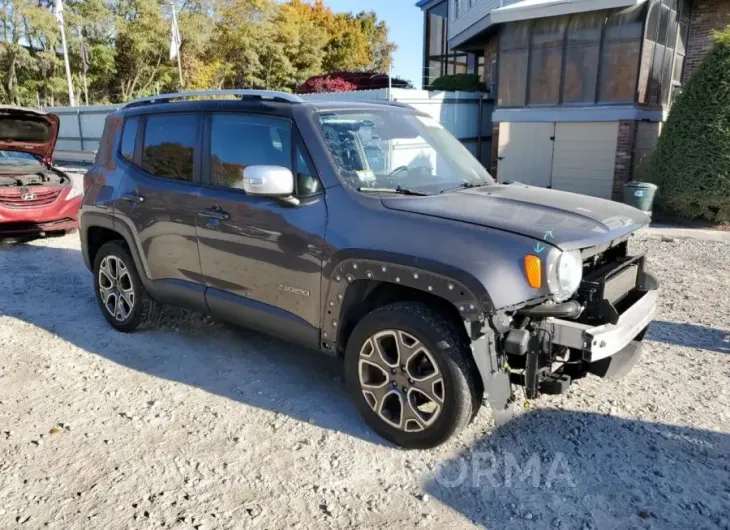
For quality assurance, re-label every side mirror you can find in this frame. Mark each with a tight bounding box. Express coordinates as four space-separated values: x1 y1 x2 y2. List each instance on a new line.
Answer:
243 165 294 198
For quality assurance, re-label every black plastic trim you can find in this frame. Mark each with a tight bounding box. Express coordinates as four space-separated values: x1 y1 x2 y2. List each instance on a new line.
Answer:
206 288 320 350
321 253 491 350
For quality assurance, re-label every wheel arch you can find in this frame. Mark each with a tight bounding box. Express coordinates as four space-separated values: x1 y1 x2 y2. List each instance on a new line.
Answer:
322 252 493 352
81 212 150 287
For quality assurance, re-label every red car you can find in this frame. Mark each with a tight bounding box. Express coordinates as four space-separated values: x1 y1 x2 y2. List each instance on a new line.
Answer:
0 106 83 237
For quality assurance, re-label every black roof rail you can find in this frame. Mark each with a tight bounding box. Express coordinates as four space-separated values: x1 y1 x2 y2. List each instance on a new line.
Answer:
123 89 305 109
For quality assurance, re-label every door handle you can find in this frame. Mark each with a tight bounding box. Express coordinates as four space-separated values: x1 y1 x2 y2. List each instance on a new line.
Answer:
199 207 230 221
121 191 145 203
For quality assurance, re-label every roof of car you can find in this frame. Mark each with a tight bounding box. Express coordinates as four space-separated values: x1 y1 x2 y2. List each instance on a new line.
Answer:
119 97 418 118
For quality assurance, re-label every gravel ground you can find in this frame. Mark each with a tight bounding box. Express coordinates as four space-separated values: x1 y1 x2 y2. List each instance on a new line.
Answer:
0 231 728 530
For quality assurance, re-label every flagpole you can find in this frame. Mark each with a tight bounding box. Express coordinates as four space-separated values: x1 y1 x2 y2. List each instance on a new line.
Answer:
54 0 75 107
82 71 89 105
171 3 184 89
79 28 89 106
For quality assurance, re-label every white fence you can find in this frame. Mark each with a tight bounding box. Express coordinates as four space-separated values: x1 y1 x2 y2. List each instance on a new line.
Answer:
47 88 493 166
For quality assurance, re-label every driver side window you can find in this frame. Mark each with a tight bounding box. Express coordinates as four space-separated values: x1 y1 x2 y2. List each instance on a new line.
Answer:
209 113 322 197
210 114 291 190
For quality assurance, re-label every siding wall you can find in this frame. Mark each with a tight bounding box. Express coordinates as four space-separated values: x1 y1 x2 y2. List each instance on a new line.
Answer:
448 0 501 40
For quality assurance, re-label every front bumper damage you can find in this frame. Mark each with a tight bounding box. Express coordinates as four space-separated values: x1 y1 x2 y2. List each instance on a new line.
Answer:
470 252 659 423
548 289 657 362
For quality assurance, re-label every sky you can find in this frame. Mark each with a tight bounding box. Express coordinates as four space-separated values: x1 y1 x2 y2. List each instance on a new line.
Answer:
322 0 424 88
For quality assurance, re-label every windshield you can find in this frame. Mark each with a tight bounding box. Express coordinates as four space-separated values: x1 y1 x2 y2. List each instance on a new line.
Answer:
0 150 41 166
317 109 493 194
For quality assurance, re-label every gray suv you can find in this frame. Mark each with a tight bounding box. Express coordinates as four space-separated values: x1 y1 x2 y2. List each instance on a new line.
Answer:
80 90 658 449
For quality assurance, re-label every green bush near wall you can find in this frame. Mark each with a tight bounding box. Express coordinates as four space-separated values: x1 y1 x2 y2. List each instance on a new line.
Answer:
430 74 486 92
638 29 730 223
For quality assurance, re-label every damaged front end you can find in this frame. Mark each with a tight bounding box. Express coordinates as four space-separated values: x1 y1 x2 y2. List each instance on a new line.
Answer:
469 240 659 421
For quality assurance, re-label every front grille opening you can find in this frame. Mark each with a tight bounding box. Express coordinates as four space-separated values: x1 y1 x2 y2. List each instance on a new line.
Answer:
582 242 628 277
577 253 644 325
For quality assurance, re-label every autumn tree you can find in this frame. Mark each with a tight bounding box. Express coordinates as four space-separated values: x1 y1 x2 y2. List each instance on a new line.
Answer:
0 0 396 104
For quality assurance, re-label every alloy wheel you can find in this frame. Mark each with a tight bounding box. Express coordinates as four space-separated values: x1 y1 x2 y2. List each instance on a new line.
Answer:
98 255 135 322
358 330 445 433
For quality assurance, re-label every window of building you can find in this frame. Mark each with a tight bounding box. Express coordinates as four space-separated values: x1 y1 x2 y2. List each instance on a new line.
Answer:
498 21 531 106
141 114 199 182
210 114 292 190
638 1 660 103
563 12 605 104
497 3 687 109
529 16 569 105
642 0 686 105
423 0 478 88
598 4 645 103
120 117 139 162
672 0 692 101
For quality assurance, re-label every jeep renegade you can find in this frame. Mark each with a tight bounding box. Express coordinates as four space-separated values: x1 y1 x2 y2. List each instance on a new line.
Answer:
80 90 659 449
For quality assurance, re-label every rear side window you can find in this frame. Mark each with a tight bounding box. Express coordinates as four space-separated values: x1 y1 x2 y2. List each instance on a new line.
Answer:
119 117 138 162
210 114 292 189
142 114 199 181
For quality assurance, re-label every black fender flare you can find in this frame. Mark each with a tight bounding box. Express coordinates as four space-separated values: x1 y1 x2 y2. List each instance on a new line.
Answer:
321 250 494 349
80 210 152 289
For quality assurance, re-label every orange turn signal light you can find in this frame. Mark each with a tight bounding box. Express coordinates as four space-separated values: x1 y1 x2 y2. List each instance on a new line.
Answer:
523 255 542 289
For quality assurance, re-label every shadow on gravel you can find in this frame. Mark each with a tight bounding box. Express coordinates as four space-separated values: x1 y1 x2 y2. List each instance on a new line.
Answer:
425 409 730 529
648 320 730 354
0 243 386 446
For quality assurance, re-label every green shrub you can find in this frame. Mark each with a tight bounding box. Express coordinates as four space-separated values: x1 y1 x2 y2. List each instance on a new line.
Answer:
430 74 485 92
639 28 730 223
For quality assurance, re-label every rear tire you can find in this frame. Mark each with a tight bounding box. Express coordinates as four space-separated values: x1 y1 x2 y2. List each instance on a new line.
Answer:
345 302 479 449
93 241 162 332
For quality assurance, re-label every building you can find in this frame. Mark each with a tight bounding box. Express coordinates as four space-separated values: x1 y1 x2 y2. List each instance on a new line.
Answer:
418 0 730 199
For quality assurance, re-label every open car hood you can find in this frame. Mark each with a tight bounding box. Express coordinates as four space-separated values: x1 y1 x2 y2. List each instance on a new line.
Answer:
381 184 651 251
0 106 60 162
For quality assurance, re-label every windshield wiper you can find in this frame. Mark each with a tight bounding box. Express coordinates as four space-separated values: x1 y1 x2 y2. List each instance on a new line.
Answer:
439 182 491 194
357 186 429 196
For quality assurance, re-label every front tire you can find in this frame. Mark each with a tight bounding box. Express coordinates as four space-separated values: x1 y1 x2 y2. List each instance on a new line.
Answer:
345 302 480 449
93 241 161 333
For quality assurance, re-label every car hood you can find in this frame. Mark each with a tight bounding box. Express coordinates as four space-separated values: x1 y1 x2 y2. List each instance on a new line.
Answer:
380 184 650 251
0 106 60 162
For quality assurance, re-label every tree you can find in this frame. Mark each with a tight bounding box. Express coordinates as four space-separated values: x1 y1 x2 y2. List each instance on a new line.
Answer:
321 12 370 72
0 0 63 106
113 0 172 101
639 28 730 223
0 0 397 104
209 0 275 89
273 0 327 88
355 11 396 73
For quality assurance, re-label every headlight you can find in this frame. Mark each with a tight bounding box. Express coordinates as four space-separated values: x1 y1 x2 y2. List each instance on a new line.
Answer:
65 175 84 201
552 250 583 302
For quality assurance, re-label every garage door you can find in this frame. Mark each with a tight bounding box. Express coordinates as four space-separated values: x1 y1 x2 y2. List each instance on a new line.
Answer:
551 122 618 199
497 122 554 187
